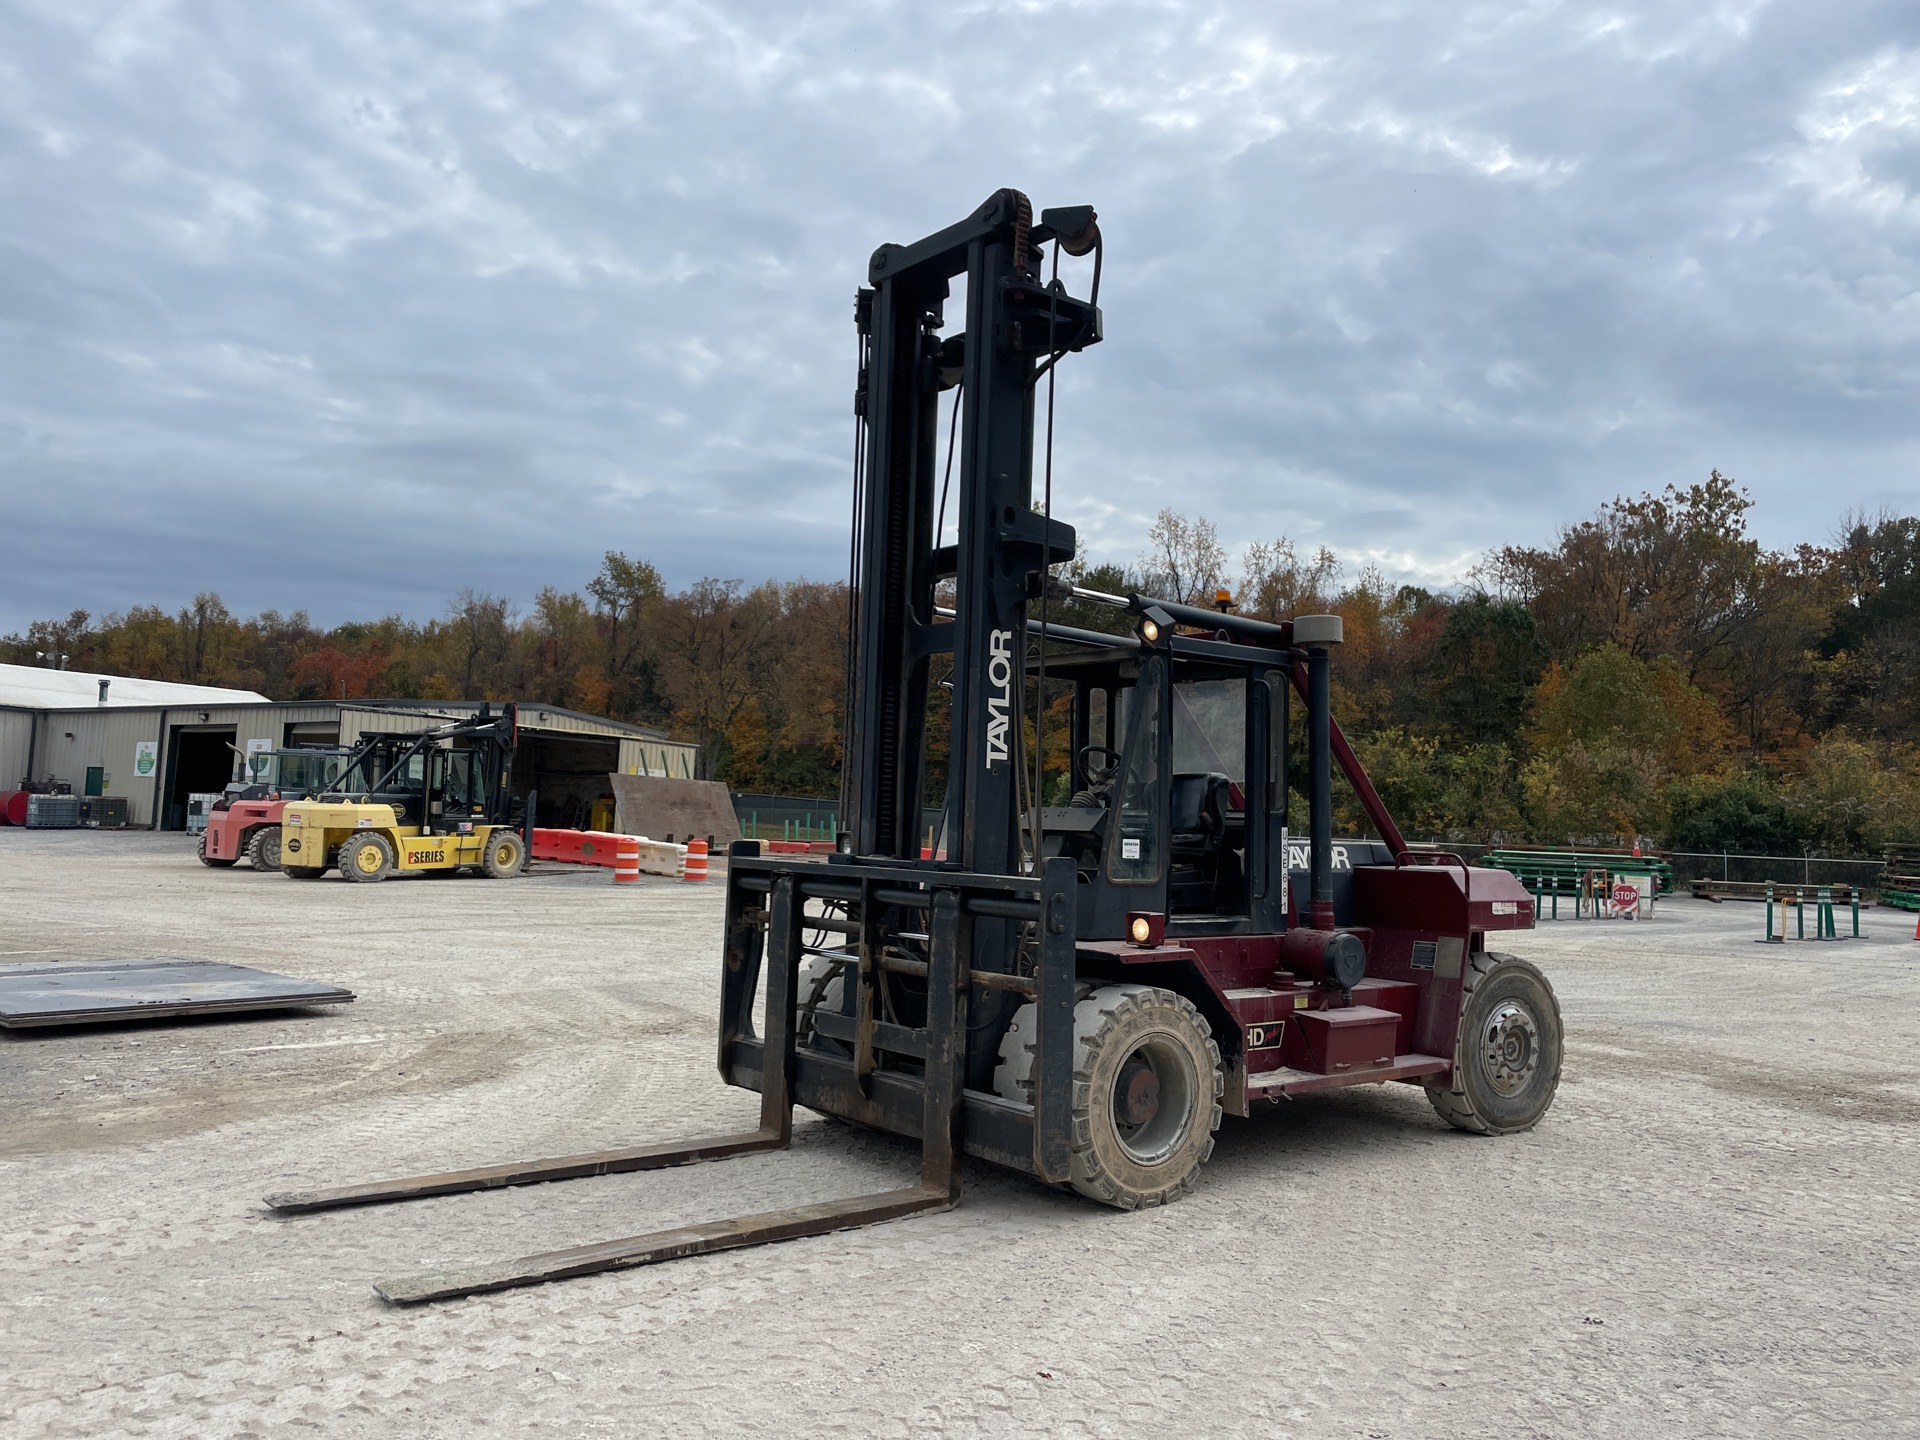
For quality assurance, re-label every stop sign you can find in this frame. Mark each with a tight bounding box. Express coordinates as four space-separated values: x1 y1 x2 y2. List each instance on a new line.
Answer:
1613 881 1640 913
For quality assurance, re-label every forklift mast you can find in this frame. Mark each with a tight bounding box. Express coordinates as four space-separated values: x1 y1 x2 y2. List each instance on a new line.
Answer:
330 704 518 829
846 188 1096 872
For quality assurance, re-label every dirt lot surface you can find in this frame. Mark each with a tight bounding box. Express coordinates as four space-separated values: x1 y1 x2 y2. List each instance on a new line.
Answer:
3 830 1917 1438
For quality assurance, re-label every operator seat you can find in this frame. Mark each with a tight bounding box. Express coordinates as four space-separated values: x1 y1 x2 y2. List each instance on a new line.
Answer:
1169 772 1229 856
1169 772 1247 915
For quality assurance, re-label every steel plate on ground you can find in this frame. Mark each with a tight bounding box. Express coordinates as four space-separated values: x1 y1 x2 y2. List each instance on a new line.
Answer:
0 960 354 1029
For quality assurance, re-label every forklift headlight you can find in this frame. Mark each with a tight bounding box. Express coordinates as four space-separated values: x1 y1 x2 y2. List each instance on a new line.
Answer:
1130 916 1152 943
1140 619 1160 643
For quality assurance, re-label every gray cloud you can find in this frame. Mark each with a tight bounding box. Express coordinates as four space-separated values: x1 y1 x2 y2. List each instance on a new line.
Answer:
1 0 1916 629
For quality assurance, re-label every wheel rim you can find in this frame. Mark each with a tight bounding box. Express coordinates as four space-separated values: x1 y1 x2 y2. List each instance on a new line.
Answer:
1478 1000 1541 1097
494 841 516 868
354 843 384 874
1110 1034 1196 1165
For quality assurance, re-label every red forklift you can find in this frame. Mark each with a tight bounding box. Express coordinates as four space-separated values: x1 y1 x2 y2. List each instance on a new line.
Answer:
197 745 361 871
268 191 1562 1303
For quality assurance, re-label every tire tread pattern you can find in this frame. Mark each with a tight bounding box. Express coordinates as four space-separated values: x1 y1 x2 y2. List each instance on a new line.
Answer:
1424 949 1563 1136
247 826 281 871
996 983 1224 1211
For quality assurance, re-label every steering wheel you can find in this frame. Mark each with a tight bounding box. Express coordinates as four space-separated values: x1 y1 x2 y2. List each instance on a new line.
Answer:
1078 744 1123 789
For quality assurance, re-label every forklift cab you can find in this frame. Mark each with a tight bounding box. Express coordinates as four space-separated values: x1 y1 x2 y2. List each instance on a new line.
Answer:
1043 637 1291 942
315 713 513 836
425 747 490 830
363 749 428 826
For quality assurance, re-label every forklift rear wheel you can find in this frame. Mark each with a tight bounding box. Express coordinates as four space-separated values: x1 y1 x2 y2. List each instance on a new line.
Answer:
282 864 327 880
339 833 396 883
1424 951 1562 1136
197 831 236 868
248 826 283 871
996 984 1223 1210
481 832 525 878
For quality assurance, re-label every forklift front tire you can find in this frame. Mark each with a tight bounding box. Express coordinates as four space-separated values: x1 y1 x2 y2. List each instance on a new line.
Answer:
339 833 396 884
283 864 327 880
999 983 1223 1211
481 831 525 879
197 831 236 868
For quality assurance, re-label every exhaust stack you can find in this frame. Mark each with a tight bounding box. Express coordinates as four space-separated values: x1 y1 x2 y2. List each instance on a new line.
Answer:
1293 615 1343 931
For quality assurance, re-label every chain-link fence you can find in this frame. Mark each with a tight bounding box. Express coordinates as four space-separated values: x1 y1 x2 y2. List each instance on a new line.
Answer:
1402 840 1889 896
1665 851 1885 892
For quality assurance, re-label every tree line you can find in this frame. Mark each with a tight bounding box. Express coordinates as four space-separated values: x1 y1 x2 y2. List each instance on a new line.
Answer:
6 471 1916 856
4 558 849 797
1086 473 1917 858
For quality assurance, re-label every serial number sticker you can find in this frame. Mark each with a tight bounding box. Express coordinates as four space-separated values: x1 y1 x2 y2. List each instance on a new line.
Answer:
1246 1022 1286 1050
1411 940 1437 970
1121 838 1141 860
1491 901 1518 915
355 817 374 829
287 814 301 824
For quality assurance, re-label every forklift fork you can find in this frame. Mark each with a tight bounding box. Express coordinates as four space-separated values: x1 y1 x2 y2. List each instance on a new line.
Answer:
263 874 968 1305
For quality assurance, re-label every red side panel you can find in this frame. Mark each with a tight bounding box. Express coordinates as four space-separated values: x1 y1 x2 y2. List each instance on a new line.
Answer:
203 800 286 861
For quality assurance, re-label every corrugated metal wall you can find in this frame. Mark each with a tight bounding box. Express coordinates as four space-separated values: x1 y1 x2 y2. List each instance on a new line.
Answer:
0 710 33 789
12 703 338 827
340 708 696 777
618 738 698 778
336 707 442 743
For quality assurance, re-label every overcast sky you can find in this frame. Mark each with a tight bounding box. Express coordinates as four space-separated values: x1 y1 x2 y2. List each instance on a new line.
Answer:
1 1 1916 632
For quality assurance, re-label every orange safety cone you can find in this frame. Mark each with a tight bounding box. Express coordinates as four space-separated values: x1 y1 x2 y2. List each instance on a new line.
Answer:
613 836 640 885
683 838 709 883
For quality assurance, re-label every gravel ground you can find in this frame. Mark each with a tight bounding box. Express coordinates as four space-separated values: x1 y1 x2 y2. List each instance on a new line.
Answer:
3 830 1917 1439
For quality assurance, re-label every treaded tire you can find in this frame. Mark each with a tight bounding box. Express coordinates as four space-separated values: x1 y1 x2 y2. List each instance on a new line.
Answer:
795 957 851 1057
339 833 395 883
282 864 327 880
247 826 282 871
480 831 525 878
996 983 1223 1211
1424 950 1563 1136
197 831 237 868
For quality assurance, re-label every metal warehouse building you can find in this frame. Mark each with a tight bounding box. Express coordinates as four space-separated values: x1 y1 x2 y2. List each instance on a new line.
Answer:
0 664 696 831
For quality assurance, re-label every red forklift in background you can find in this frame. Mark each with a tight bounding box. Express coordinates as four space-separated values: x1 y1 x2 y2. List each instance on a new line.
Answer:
268 191 1563 1304
197 746 359 871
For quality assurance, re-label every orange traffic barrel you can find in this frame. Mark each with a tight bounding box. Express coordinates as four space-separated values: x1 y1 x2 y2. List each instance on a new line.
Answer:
613 836 641 885
683 838 709 883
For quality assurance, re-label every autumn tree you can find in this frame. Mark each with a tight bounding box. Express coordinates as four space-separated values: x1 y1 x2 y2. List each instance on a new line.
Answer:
587 551 665 720
1821 513 1920 743
1487 472 1763 675
447 589 519 699
656 579 780 780
1139 509 1226 606
1238 536 1339 623
1427 595 1550 745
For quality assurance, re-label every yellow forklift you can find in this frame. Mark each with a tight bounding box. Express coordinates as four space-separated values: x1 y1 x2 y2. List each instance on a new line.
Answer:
279 706 526 882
